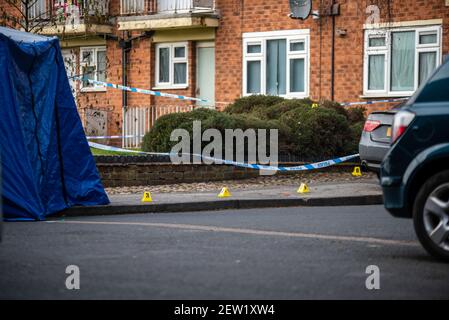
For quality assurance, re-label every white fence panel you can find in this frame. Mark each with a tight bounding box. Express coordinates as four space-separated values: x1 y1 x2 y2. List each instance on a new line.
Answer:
123 105 194 148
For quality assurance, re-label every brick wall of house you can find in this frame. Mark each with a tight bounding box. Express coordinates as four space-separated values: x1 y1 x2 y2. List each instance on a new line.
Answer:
2 0 449 137
215 0 449 112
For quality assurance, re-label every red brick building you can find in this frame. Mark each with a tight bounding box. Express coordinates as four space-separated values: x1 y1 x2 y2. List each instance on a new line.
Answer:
2 0 449 145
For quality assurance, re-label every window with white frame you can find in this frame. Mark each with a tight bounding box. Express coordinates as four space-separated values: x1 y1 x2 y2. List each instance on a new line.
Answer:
364 25 441 97
155 42 188 88
80 47 107 91
243 30 309 98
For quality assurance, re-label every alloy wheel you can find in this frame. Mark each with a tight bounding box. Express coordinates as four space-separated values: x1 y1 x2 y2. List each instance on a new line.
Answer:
423 183 449 251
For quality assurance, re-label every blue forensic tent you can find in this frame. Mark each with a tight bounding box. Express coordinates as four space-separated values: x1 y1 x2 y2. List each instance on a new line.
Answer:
0 27 109 221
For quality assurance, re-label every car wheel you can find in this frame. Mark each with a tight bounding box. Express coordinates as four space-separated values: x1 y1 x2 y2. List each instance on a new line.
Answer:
413 170 449 262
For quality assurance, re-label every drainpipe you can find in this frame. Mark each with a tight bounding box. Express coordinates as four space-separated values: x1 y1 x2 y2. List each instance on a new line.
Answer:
118 31 154 147
119 32 131 147
330 0 336 101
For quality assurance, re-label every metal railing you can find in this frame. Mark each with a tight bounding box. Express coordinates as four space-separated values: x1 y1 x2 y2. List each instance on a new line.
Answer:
27 0 47 19
156 0 215 13
55 0 110 16
120 0 215 15
120 0 148 14
27 0 109 20
123 105 194 148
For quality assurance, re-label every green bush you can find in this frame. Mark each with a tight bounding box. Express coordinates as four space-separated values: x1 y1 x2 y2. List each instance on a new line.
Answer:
345 122 364 155
142 108 285 154
346 106 367 124
319 100 349 119
142 96 366 161
142 108 217 152
279 106 353 159
224 95 285 115
251 98 313 120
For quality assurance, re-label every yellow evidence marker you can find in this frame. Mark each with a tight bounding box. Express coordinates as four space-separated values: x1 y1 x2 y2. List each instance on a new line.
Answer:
352 166 362 177
141 191 153 203
297 183 310 194
218 187 231 198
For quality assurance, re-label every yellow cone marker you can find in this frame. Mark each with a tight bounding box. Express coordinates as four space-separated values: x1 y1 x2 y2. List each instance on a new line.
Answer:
352 166 362 177
297 183 310 194
141 191 153 203
218 187 231 198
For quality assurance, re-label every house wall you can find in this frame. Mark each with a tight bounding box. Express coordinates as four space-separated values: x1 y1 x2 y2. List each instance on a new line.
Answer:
215 0 449 111
2 0 449 138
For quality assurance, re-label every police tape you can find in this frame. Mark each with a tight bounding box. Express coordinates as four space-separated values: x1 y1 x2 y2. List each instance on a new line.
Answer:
88 141 360 172
74 77 211 103
340 97 408 107
74 76 409 107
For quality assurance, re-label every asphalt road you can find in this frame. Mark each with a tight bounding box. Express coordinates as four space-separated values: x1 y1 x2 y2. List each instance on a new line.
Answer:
0 205 448 299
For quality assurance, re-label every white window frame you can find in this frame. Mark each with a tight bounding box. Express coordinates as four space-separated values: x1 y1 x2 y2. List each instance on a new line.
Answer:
363 25 442 97
242 29 310 98
80 46 107 92
155 42 189 89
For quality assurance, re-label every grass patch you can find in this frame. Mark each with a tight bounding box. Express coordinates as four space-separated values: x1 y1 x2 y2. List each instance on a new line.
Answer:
90 147 144 156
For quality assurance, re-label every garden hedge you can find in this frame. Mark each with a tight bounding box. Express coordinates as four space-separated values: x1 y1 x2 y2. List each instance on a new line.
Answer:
142 95 366 161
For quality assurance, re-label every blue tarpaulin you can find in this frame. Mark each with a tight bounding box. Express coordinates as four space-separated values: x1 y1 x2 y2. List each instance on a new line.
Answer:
0 27 109 221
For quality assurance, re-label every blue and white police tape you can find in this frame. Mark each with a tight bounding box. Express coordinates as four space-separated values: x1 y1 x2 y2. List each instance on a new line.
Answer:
74 76 409 107
74 77 211 104
340 97 408 107
89 141 359 172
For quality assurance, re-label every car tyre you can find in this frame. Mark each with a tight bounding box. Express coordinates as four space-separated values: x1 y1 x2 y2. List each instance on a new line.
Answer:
413 170 449 262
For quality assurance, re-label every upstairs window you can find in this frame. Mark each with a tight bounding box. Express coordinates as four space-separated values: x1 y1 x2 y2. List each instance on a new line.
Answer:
364 26 441 97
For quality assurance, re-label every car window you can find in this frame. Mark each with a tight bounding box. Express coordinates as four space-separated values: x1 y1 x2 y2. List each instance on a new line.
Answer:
414 58 449 103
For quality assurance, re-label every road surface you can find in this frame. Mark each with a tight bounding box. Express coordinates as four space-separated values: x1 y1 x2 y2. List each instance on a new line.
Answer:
0 205 448 299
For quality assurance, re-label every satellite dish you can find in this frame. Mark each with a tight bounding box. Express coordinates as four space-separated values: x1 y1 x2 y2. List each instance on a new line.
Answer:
289 0 312 20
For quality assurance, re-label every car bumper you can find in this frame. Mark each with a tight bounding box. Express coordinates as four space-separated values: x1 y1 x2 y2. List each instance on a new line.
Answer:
380 176 410 218
381 186 410 218
359 136 390 173
361 160 381 173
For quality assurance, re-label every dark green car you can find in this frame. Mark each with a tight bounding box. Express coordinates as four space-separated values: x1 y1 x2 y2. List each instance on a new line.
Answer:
381 56 449 261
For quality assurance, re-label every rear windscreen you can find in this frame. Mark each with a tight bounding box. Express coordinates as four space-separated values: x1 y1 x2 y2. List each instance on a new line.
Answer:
413 59 449 103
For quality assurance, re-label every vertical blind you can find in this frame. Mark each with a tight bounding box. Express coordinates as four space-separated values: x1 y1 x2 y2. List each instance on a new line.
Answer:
419 52 437 86
97 51 107 82
368 54 385 90
159 47 170 83
266 39 286 95
390 31 415 92
247 61 261 94
290 59 305 93
174 63 187 84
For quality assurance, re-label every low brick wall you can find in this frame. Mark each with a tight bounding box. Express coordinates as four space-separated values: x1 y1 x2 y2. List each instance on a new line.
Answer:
97 163 260 187
96 161 358 187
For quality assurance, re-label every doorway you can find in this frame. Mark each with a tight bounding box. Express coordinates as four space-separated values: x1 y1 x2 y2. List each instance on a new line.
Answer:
196 42 215 108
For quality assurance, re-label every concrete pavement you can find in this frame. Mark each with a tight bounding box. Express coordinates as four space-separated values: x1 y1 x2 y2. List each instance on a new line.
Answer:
64 181 383 217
